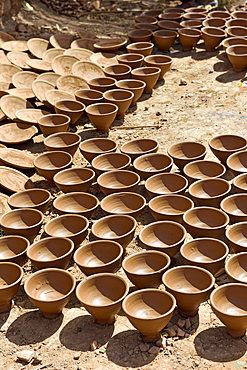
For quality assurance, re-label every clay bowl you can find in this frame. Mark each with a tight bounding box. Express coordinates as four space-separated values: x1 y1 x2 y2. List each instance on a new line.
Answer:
117 53 144 69
44 132 81 157
135 23 158 31
104 64 131 81
221 194 247 224
135 15 157 25
120 139 158 161
210 283 247 337
163 8 185 14
27 237 74 270
122 250 170 288
133 153 173 180
126 42 154 57
180 238 228 275
100 192 146 219
88 77 116 93
79 138 117 162
139 220 186 257
103 89 134 118
183 206 229 238
38 114 70 137
54 100 85 126
222 36 247 50
168 141 206 170
208 10 230 20
180 20 202 29
185 7 207 13
0 235 29 266
201 27 226 51
227 150 247 176
145 172 188 197
158 20 181 32
24 268 76 318
178 28 201 51
115 79 146 106
159 12 182 22
163 265 215 316
74 240 123 275
183 160 226 184
131 66 161 93
226 26 247 38
142 9 163 17
225 222 247 253
91 214 137 248
233 173 247 193
53 167 95 193
226 45 247 72
7 189 51 214
44 214 89 249
0 262 23 313
76 273 129 324
149 194 194 223
91 152 131 175
226 18 247 28
0 208 44 242
152 30 177 52
232 11 247 19
188 178 231 208
128 29 153 43
144 55 172 79
202 17 226 28
209 134 247 164
49 34 76 49
225 253 247 284
183 12 207 21
75 89 103 105
122 288 176 342
34 151 73 182
97 170 140 195
53 192 99 219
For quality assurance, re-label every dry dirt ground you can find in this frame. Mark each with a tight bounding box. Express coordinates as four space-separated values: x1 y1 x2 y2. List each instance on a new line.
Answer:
1 1 247 369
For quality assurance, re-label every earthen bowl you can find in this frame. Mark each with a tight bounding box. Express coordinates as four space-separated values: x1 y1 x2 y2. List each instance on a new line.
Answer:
163 265 215 316
210 283 247 337
144 55 172 79
91 214 137 248
183 206 229 238
92 152 131 175
44 214 89 249
225 252 247 284
117 53 144 69
133 153 173 180
79 138 117 162
44 132 81 157
122 289 176 342
208 10 230 19
168 141 207 170
97 170 140 195
53 167 95 193
53 192 99 219
183 12 206 21
180 20 202 29
100 192 146 219
227 150 247 176
38 114 70 137
225 222 247 253
222 37 247 50
24 268 76 318
180 238 229 275
27 237 74 270
85 103 118 131
202 17 225 28
75 89 103 105
103 89 134 118
159 12 182 22
232 11 247 19
120 138 159 161
135 15 157 25
226 19 247 28
0 235 29 266
158 20 181 32
163 8 185 14
226 26 247 38
74 240 123 275
188 178 231 207
178 28 201 51
122 250 170 288
126 42 154 57
0 208 44 242
152 30 177 52
183 160 226 184
201 27 226 51
221 194 247 224
54 100 85 126
149 194 194 223
139 220 186 257
209 134 247 164
0 262 23 313
7 189 52 214
104 64 132 80
76 273 129 324
128 29 153 43
145 172 188 197
131 66 161 93
184 7 207 13
88 77 116 92
34 151 73 182
115 79 146 106
142 9 163 17
233 173 247 193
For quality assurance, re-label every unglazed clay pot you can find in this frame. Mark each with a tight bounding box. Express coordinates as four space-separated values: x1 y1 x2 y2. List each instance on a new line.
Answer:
0 236 29 266
54 99 85 126
139 220 186 257
144 55 172 79
183 12 206 21
103 89 134 118
135 22 158 31
53 167 95 193
92 152 131 175
38 114 70 137
34 151 73 182
104 64 131 80
159 12 182 22
120 138 159 161
208 10 230 19
100 192 146 219
209 134 247 164
183 160 226 184
75 89 103 105
227 150 247 176
128 29 153 43
7 189 51 214
210 283 247 337
221 194 247 224
24 268 76 318
142 9 163 17
226 45 247 72
76 273 129 324
185 7 207 13
183 207 229 238
53 192 99 219
135 15 157 25
97 170 140 195
126 42 154 57
145 172 188 197
122 288 176 342
115 79 146 106
225 222 247 253
91 214 137 248
202 17 226 28
178 28 201 51
226 26 247 38
232 11 247 19
222 36 247 50
168 141 206 170
44 132 81 157
180 20 202 29
44 214 89 249
0 208 44 242
201 27 226 51
133 153 173 180
0 262 23 313
149 194 194 223
74 240 123 275
85 103 118 131
117 53 144 69
122 250 170 288
225 253 247 283
163 8 185 14
27 237 74 270
152 30 177 52
180 238 228 275
88 77 116 92
233 173 247 193
131 67 161 93
79 137 117 163
226 19 247 28
158 20 181 32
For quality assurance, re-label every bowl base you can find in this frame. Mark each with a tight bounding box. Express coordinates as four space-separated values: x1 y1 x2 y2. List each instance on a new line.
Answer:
179 308 198 317
95 316 116 325
142 332 161 342
0 302 12 314
227 327 246 338
42 311 62 319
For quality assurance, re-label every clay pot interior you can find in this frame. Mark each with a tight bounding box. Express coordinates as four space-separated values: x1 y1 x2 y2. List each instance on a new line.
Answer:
135 15 157 24
221 194 247 224
0 262 24 313
133 153 173 180
188 178 231 207
44 132 81 157
178 28 201 52
152 30 177 52
0 236 29 266
183 160 226 184
226 26 247 38
104 64 132 80
225 222 247 253
226 19 247 28
34 151 73 182
126 42 154 57
97 170 140 195
38 114 70 137
183 12 206 21
100 192 146 219
145 172 188 197
53 192 99 219
226 45 247 72
75 89 103 105
85 103 118 132
157 20 181 31
144 55 172 79
120 138 159 161
227 150 247 176
225 252 247 284
168 141 206 170
202 17 226 28
88 77 116 92
208 10 230 19
53 167 95 193
209 134 247 164
222 37 247 50
128 29 153 43
233 173 247 193
103 89 134 117
113 79 145 107
54 100 85 125
201 27 226 51
79 138 117 162
117 53 144 69
180 20 202 29
131 66 161 93
91 152 131 174
7 189 52 213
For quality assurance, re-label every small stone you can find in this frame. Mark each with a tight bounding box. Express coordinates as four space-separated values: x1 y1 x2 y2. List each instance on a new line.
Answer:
148 346 160 355
177 328 185 337
185 318 191 330
16 350 36 363
191 329 196 335
187 93 194 97
185 333 190 338
144 106 148 111
33 353 42 364
180 78 187 86
128 350 133 355
164 326 177 337
177 319 185 328
156 337 166 348
15 23 26 32
156 112 161 116
90 341 97 351
74 352 81 360
139 343 149 352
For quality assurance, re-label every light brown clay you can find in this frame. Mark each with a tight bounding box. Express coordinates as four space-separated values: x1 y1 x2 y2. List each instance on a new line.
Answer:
36 72 61 86
153 30 177 52
103 89 134 118
225 222 247 253
232 11 247 19
0 148 34 170
158 20 181 31
209 134 247 164
183 160 226 184
188 178 231 207
71 38 96 52
222 36 247 50
202 17 226 28
79 138 117 162
145 172 188 197
85 103 118 131
34 151 73 181
6 51 34 69
16 108 49 125
233 173 247 193
135 15 157 24
53 167 95 193
0 31 15 47
43 48 65 63
126 42 154 57
7 88 35 100
27 59 52 72
66 47 94 61
226 45 247 72
201 27 226 51
55 99 85 126
0 166 34 193
27 38 49 59
45 90 75 107
128 29 153 43
135 23 158 31
91 152 131 175
221 194 247 223
225 253 247 284
0 236 29 266
53 192 99 219
0 193 11 216
97 170 140 195
90 52 118 68
180 20 202 29
226 26 247 38
56 75 89 94
88 76 116 92
115 79 146 106
100 192 146 219
32 79 55 107
52 55 79 76
44 132 81 157
184 7 207 13
0 95 34 120
133 153 173 180
0 64 22 84
144 55 172 79
168 141 206 170
49 34 77 49
12 71 38 89
72 61 105 81
7 189 51 213
93 38 128 52
75 89 103 105
117 53 144 69
38 114 70 137
142 9 163 17
2 40 28 52
159 12 182 22
178 28 201 52
104 64 131 80
120 138 158 161
0 262 23 313
131 66 161 93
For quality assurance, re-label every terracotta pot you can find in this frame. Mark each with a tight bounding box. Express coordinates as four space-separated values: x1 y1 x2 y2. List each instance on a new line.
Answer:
126 42 154 57
104 64 131 81
180 20 202 29
225 253 247 284
131 67 161 93
226 26 247 38
54 99 85 126
202 17 226 28
135 23 158 31
225 222 247 253
183 12 206 21
142 9 162 17
153 30 177 52
34 151 73 182
7 188 51 213
103 89 134 118
178 28 201 51
144 55 172 80
233 173 247 193
97 170 140 195
163 266 215 316
201 27 226 51
92 152 131 175
226 45 247 72
227 150 247 176
85 103 118 131
226 19 247 28
221 194 247 224
208 10 230 19
53 167 95 193
159 12 182 22
128 29 153 43
158 20 181 32
53 192 99 219
27 237 74 270
44 132 81 157
117 53 144 69
88 77 116 92
133 153 173 180
74 240 123 275
122 289 176 342
121 138 158 161
115 79 146 106
232 11 247 19
139 220 186 257
145 172 188 197
168 141 206 170
135 15 157 25
181 238 228 275
0 262 23 313
183 160 226 184
163 8 184 14
76 273 129 324
24 268 76 318
0 235 29 266
38 114 70 137
79 138 117 163
75 89 103 105
100 192 146 219
209 134 247 164
185 7 207 13
222 36 247 50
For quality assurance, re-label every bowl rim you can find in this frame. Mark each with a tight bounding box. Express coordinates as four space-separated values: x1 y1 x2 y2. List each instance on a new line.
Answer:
133 152 173 172
220 193 247 215
225 221 247 243
53 191 100 213
34 150 73 171
145 172 188 195
75 88 103 99
122 250 171 275
183 206 229 229
183 159 226 180
188 177 231 200
0 261 24 289
7 188 52 209
148 193 194 216
44 131 81 149
54 99 85 113
38 113 71 127
91 214 137 240
53 167 95 185
117 53 144 62
97 169 140 191
168 141 207 160
120 138 159 155
44 214 89 237
100 191 146 215
92 152 131 172
225 252 247 283
0 208 44 229
85 102 119 116
0 235 30 259
210 283 247 317
209 134 247 151
103 88 135 102
226 149 247 171
79 137 117 152
233 172 247 189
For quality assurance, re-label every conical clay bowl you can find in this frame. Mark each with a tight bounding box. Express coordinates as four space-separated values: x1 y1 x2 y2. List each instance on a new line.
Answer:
201 27 226 51
178 28 201 52
209 134 247 164
44 132 81 157
227 150 247 176
85 103 118 131
53 192 99 219
225 222 247 253
131 66 161 93
145 172 188 197
97 170 140 195
91 152 131 175
220 194 247 224
79 138 117 162
54 100 85 126
7 188 51 214
100 192 146 219
133 153 173 180
226 45 247 72
168 141 206 170
115 79 146 106
38 114 70 137
117 53 144 69
53 167 95 193
34 151 73 182
0 262 23 313
233 173 247 193
225 252 247 283
183 160 226 184
120 138 159 161
103 89 134 118
0 235 29 266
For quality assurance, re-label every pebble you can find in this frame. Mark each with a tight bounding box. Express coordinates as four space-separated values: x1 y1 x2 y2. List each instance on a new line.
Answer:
180 78 187 86
185 318 191 330
164 326 177 337
156 337 166 348
73 352 81 360
176 319 185 328
148 346 160 355
90 341 97 351
177 328 185 337
139 343 149 352
16 350 36 363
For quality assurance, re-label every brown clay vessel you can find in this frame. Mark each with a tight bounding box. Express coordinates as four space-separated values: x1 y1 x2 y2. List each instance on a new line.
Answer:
54 100 85 126
0 236 29 266
145 172 188 197
34 151 73 182
226 26 247 38
53 167 95 193
158 20 181 31
44 132 81 157
226 45 247 72
100 192 146 219
103 89 134 117
79 138 117 162
104 64 131 80
202 17 225 28
75 89 103 105
126 42 154 57
233 173 247 193
201 27 226 51
168 141 206 170
131 67 161 93
88 77 116 92
85 103 118 131
222 36 247 50
53 192 99 219
97 170 140 195
183 160 226 184
133 153 173 180
209 134 247 164
120 138 158 161
225 253 247 283
153 30 177 52
188 178 231 207
115 79 146 106
227 150 247 176
135 23 158 31
208 10 230 19
180 20 202 29
135 15 157 24
117 53 144 69
38 114 70 137
91 152 131 175
0 262 23 313
7 189 51 213
144 55 172 79
128 29 153 43
226 19 247 28
220 194 247 224
178 28 201 51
